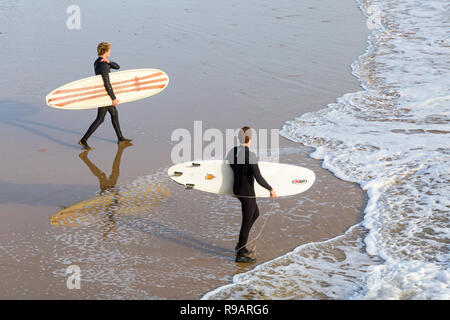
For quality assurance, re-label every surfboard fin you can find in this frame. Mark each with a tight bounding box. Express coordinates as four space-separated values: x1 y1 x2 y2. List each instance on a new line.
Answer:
192 162 201 167
173 171 183 177
185 184 195 190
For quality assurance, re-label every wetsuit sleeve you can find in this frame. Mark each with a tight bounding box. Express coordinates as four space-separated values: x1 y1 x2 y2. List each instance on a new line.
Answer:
99 62 116 100
251 163 272 191
249 152 272 191
109 61 120 69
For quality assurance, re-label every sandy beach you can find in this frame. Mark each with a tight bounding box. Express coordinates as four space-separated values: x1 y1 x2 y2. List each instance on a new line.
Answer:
0 0 369 299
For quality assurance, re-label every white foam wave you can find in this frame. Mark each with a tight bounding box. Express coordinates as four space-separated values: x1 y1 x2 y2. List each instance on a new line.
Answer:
203 0 450 299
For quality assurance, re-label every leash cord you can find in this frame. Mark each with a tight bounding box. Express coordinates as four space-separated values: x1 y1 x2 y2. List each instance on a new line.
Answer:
234 196 277 254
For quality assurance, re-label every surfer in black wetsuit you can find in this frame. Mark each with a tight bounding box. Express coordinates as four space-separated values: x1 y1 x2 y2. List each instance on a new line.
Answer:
227 126 277 263
79 42 132 150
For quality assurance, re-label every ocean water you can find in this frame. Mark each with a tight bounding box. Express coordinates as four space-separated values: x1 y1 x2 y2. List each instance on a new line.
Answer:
202 0 450 299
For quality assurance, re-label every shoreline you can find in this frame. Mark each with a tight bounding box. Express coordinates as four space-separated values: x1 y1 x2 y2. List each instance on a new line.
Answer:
0 0 370 299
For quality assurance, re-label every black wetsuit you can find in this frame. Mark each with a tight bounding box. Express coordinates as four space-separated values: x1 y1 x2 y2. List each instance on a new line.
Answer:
227 146 272 255
81 57 124 142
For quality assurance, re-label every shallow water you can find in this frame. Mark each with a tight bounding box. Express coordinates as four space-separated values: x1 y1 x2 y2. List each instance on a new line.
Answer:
204 0 450 300
0 0 369 299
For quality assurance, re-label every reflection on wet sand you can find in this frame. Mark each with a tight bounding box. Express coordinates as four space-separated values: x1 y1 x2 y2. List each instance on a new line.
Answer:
50 142 170 229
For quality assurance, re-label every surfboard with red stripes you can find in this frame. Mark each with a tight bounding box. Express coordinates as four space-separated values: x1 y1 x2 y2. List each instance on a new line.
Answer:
46 68 169 110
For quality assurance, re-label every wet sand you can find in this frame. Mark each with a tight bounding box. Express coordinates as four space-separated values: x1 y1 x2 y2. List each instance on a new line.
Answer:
0 0 369 299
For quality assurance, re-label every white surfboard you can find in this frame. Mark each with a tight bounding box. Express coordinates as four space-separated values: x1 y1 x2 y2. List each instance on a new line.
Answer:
167 160 315 198
46 68 169 110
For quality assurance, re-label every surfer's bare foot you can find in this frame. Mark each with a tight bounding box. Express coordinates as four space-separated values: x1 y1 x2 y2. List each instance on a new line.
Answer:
235 254 256 263
78 140 93 150
118 138 133 144
118 141 133 149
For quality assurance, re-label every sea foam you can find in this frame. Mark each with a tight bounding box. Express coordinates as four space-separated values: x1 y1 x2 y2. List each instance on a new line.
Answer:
203 0 450 299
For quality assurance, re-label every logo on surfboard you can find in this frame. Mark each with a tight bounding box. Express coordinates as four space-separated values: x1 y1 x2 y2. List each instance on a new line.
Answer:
292 179 307 184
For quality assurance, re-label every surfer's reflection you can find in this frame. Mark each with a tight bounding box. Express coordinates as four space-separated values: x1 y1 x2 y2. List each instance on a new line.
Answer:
78 141 133 237
50 142 171 236
79 142 133 195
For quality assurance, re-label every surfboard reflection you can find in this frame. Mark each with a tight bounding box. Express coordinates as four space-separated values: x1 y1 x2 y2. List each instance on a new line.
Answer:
50 143 170 233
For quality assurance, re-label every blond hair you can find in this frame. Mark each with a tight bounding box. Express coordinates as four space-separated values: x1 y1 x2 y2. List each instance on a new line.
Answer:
97 42 111 56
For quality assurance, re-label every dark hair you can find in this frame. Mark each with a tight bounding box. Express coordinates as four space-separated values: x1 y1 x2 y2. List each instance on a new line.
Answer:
238 126 252 144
